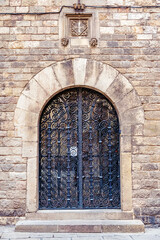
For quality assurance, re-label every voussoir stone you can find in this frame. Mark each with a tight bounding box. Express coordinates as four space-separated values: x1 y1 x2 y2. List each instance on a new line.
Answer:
85 60 103 87
16 94 40 113
22 78 48 105
73 58 87 86
53 60 75 88
34 66 61 96
116 90 141 113
95 64 118 92
106 73 133 103
14 108 38 127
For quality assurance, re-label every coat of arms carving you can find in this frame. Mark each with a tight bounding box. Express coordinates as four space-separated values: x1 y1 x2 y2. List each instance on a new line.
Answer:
70 19 88 36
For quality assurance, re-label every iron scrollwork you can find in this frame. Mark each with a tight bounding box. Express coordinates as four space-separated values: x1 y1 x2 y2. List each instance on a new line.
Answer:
39 88 120 209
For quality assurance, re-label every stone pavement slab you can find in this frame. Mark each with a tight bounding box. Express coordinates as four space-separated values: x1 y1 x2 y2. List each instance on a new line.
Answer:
0 226 160 240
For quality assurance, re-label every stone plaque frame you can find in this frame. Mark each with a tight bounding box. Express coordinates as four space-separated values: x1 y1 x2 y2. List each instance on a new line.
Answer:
59 8 99 47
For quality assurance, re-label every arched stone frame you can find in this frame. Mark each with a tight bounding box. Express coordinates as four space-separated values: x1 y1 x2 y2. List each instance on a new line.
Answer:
14 58 144 214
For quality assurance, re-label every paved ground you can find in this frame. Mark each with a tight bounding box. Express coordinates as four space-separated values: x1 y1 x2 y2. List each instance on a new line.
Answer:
0 226 160 240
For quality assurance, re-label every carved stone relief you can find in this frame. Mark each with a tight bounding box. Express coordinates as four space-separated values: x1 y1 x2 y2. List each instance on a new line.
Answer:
70 19 88 36
60 11 99 47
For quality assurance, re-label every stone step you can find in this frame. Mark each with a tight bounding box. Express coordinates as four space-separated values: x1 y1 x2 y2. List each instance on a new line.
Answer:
15 219 144 233
26 209 133 220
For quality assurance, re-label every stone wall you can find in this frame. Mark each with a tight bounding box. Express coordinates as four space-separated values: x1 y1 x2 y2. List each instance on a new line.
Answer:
0 0 160 225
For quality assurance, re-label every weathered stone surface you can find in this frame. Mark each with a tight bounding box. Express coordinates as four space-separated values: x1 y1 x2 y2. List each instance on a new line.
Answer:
133 136 160 146
15 219 144 233
53 60 75 88
14 108 38 127
145 111 160 120
95 64 118 92
26 210 133 221
34 66 61 96
144 121 160 136
22 142 38 158
117 90 141 113
22 78 48 105
121 153 132 211
73 58 87 86
26 158 38 212
121 107 144 125
85 60 103 87
121 136 131 152
16 93 40 113
106 74 133 103
15 126 38 142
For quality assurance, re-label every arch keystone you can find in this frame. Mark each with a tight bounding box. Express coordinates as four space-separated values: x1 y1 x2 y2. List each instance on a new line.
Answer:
73 58 87 85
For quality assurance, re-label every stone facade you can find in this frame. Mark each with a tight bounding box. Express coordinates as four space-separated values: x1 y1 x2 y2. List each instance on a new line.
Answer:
0 0 160 226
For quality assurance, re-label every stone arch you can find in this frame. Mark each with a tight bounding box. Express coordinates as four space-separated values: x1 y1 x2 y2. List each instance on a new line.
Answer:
14 58 144 213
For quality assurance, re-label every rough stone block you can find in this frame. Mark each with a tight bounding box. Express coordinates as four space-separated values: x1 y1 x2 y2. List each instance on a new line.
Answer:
120 107 144 125
121 136 131 152
16 7 29 13
128 13 150 20
106 74 133 103
142 164 158 171
95 64 118 92
38 26 51 34
144 121 160 136
0 27 9 34
145 111 160 120
14 108 38 127
15 126 38 142
121 153 132 211
53 60 75 88
137 34 153 40
26 158 38 212
100 27 114 34
132 136 160 146
22 77 48 105
10 0 21 6
132 125 144 136
117 90 141 113
38 0 52 5
34 66 61 96
16 94 40 113
85 60 103 87
22 141 38 158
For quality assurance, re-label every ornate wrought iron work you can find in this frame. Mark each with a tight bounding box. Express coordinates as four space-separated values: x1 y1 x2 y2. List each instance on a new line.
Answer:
39 88 120 209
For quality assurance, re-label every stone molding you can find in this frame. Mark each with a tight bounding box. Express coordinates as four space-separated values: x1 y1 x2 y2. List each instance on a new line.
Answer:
14 58 144 213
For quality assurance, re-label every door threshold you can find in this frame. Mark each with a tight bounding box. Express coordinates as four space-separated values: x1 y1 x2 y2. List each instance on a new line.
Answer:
26 209 133 220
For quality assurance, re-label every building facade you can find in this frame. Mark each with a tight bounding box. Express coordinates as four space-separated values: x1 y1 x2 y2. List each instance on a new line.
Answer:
0 0 160 226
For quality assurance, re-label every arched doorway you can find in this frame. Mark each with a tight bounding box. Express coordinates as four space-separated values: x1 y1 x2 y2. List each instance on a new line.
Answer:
39 87 120 209
14 58 144 213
